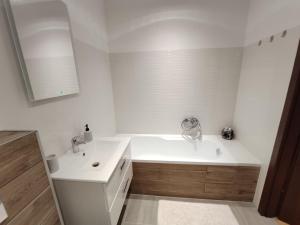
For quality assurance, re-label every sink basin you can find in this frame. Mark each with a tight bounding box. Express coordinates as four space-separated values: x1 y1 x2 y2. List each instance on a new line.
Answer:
51 137 131 183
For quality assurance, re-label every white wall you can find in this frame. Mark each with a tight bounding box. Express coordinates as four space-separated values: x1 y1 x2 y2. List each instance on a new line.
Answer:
233 0 300 207
0 0 116 156
245 0 300 45
234 28 300 206
106 0 249 134
105 0 250 52
111 48 242 134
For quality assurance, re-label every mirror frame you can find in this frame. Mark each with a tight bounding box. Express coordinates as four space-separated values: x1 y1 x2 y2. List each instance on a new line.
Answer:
3 0 80 102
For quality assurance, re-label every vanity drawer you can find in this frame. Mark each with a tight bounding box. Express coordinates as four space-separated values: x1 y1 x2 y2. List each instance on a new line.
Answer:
106 146 131 208
110 164 133 225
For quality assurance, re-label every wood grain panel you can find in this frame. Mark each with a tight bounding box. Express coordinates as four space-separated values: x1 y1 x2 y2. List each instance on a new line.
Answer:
0 131 61 225
0 131 31 146
205 183 236 195
205 183 256 201
206 166 236 183
133 168 207 183
7 187 59 225
132 179 205 198
132 179 255 201
0 132 42 188
133 162 207 171
235 166 261 184
40 206 61 225
0 162 49 224
206 166 260 184
131 162 260 201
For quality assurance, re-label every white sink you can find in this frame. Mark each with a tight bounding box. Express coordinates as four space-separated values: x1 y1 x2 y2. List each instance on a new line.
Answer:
51 137 131 183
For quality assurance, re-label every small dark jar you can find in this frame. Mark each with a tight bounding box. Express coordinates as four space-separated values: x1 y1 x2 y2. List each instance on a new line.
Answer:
221 127 234 140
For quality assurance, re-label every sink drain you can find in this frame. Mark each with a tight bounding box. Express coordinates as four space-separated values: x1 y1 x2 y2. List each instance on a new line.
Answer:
92 162 100 167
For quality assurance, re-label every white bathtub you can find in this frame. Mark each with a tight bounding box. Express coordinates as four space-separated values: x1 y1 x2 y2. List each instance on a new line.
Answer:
121 135 260 167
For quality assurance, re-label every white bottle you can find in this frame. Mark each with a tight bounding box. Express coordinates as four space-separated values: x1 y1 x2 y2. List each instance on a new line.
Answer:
84 124 93 143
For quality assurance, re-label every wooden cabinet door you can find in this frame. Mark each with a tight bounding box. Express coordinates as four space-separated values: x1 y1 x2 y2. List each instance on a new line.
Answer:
0 131 62 225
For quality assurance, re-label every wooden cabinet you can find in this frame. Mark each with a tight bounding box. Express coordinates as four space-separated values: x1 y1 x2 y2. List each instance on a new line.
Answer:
0 131 62 225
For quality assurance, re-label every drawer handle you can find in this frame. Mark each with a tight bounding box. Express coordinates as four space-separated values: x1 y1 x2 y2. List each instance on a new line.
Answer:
120 159 126 171
123 178 129 193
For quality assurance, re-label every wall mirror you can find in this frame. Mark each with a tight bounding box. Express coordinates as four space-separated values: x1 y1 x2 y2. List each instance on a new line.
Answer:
4 0 80 101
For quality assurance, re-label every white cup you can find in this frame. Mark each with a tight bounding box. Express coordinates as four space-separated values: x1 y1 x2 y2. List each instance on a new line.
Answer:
46 154 59 173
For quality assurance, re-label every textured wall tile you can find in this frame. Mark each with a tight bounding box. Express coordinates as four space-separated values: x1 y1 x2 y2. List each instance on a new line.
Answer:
111 48 242 134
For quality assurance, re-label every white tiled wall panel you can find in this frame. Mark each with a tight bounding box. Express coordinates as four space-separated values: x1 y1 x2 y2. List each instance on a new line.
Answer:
111 48 242 134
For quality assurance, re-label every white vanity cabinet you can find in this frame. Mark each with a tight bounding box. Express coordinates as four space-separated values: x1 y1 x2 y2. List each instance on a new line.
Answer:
53 139 132 225
106 148 132 225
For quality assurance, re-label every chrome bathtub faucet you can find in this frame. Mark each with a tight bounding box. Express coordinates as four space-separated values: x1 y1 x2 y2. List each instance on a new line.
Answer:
181 117 202 141
71 135 86 153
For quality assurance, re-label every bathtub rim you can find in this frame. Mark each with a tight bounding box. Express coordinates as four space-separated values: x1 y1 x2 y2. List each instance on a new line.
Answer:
117 134 261 167
131 158 261 167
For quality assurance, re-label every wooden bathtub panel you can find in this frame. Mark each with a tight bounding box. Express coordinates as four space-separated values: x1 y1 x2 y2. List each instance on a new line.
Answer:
131 162 260 201
133 168 207 183
197 184 254 201
206 166 237 184
205 183 237 195
205 183 257 201
0 132 42 188
131 179 255 201
132 179 205 198
133 163 208 184
133 162 207 172
235 167 261 184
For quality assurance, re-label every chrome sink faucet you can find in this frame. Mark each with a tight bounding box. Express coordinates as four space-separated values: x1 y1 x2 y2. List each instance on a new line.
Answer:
71 135 86 153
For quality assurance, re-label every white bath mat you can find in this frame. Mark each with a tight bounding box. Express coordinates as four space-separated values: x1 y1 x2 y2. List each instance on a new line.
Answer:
157 200 240 225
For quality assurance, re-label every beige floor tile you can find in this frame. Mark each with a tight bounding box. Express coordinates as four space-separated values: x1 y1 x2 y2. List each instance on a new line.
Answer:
230 204 276 225
121 194 277 225
122 195 159 225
